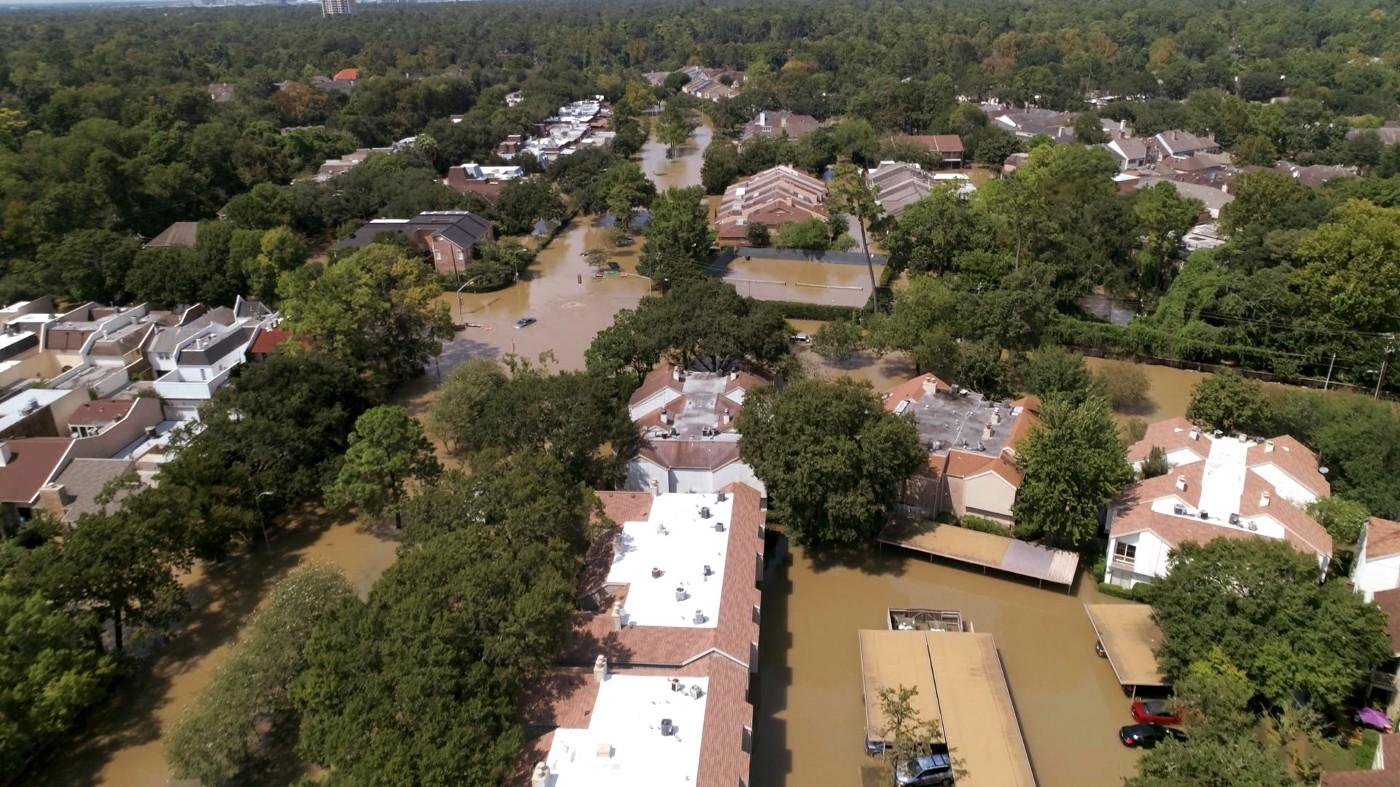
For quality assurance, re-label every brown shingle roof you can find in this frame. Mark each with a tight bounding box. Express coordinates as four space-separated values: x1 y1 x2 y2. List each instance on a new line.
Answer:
1246 435 1328 499
1373 588 1400 655
1126 416 1204 463
66 399 135 427
0 438 73 505
1369 518 1400 561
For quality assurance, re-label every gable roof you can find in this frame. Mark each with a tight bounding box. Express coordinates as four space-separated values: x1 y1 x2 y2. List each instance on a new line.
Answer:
898 134 965 156
1246 435 1328 499
1127 416 1205 463
1367 518 1400 562
332 67 360 82
0 438 74 505
145 221 200 249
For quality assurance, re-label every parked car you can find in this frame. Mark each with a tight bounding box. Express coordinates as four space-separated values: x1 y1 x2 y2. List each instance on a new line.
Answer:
514 317 536 329
791 333 811 343
895 748 955 786
1095 640 1106 658
1119 723 1187 748
1132 699 1183 725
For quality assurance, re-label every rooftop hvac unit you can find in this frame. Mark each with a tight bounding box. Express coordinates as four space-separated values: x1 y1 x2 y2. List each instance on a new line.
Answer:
651 567 664 578
699 506 711 519
1248 522 1258 531
1199 510 1210 520
1228 513 1241 526
716 491 727 502
1172 503 1188 516
703 564 713 577
693 609 707 624
660 718 676 736
689 684 704 700
675 586 688 602
713 521 726 532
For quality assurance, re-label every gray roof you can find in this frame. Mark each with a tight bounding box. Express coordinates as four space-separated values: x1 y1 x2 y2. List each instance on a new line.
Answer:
177 326 255 366
148 308 236 355
336 211 493 252
145 222 200 249
51 458 136 523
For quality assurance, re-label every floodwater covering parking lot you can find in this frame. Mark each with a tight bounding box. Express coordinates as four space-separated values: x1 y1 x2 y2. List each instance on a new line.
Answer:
751 544 1143 787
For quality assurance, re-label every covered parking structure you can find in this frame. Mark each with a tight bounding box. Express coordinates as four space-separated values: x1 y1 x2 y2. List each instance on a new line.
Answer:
1083 603 1170 697
857 629 1037 787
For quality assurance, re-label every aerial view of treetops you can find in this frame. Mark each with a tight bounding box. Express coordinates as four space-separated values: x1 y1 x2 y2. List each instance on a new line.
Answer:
0 0 1399 785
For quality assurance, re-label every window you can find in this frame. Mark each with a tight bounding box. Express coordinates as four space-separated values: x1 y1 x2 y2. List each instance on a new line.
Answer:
1113 541 1136 564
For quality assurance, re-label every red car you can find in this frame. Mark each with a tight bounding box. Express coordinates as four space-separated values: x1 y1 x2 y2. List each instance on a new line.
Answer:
1131 699 1183 725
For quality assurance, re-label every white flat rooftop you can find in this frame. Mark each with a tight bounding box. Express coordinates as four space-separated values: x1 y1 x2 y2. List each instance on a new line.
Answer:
0 388 71 431
545 675 707 787
608 492 733 629
1198 435 1249 518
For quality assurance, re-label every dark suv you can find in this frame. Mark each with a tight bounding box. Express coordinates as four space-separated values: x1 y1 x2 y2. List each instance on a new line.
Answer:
895 749 955 786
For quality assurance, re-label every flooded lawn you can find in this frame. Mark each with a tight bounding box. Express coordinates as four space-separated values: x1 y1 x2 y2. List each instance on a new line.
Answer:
752 544 1142 787
716 257 881 309
33 512 398 787
638 118 712 190
1083 357 1207 422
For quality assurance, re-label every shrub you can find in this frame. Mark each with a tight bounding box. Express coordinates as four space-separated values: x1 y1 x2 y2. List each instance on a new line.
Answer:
958 515 1013 537
1141 446 1169 478
1096 362 1150 411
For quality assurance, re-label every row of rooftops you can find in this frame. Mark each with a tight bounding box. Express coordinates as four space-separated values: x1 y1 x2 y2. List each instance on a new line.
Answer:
715 164 828 244
523 484 765 787
495 97 612 165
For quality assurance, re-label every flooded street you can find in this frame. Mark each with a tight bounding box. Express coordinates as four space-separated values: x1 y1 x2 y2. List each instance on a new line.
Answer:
752 545 1142 787
33 512 398 787
443 219 651 372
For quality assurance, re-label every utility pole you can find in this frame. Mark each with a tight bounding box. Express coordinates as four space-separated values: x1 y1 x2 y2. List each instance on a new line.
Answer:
1376 338 1395 399
1323 352 1336 391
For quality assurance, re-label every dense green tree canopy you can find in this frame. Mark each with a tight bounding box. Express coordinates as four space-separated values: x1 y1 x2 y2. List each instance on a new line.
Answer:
738 378 924 545
1011 395 1131 547
1151 538 1391 715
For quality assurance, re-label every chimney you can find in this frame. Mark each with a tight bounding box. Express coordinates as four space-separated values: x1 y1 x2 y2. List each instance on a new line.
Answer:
651 479 660 497
758 111 766 127
1260 491 1271 507
38 483 68 519
723 408 732 424
1189 428 1199 440
610 602 624 631
593 654 609 683
1264 440 1274 453
1119 119 1127 132
531 763 551 787
1175 475 1187 492
982 424 994 439
0 442 10 466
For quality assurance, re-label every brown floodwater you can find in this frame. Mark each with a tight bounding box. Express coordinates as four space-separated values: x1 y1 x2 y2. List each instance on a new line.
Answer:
32 513 398 787
443 218 651 372
1083 357 1206 422
752 544 1143 787
638 118 712 190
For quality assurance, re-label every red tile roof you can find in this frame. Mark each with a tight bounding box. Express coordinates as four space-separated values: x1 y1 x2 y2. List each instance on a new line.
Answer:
248 327 295 356
332 67 360 82
883 373 952 412
0 438 74 505
66 399 135 427
899 134 966 156
595 491 654 528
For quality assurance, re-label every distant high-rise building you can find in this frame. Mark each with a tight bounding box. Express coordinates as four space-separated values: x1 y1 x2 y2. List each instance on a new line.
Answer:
321 0 355 16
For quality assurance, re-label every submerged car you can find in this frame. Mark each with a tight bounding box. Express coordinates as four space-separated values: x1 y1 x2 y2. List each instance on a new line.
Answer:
1132 699 1183 725
895 748 955 786
1120 723 1187 749
514 317 536 329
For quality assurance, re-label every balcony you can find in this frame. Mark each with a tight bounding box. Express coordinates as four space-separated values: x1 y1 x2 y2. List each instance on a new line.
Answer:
152 366 233 401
